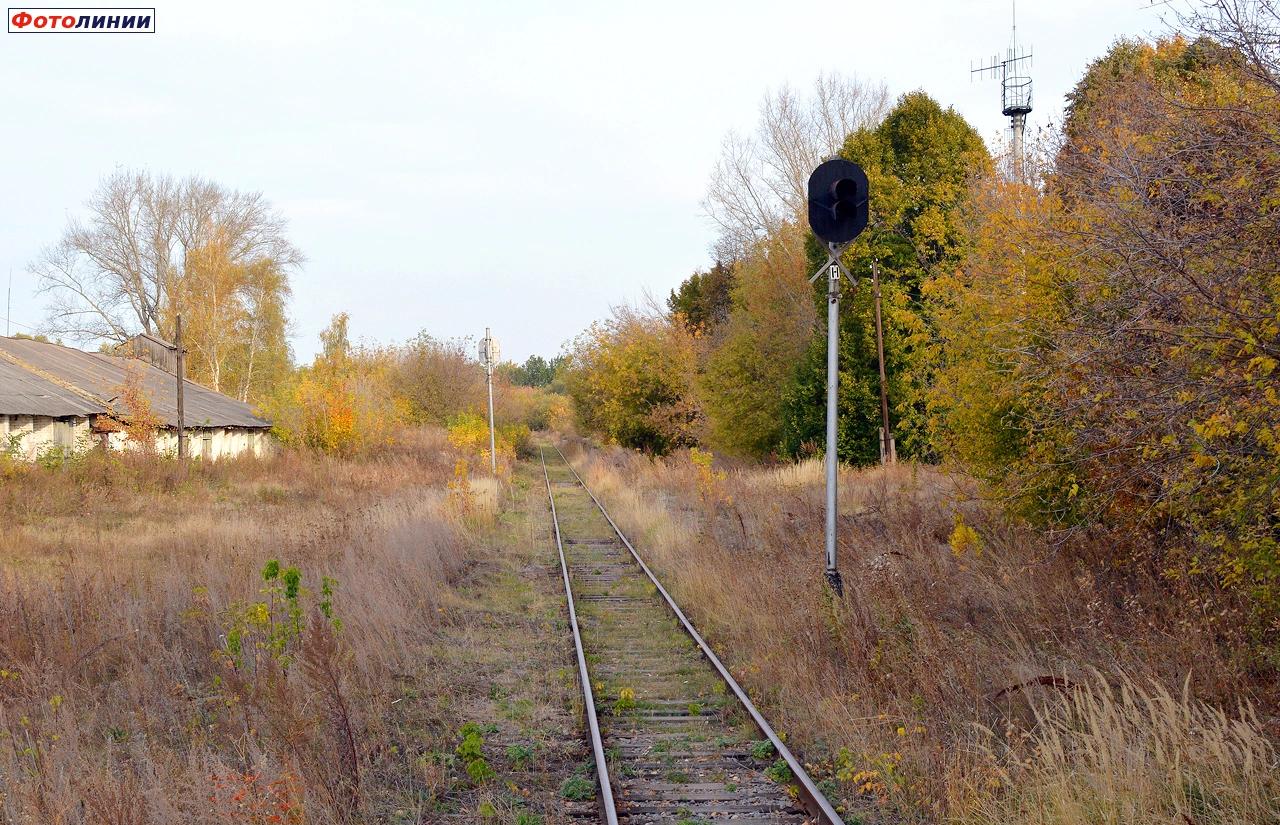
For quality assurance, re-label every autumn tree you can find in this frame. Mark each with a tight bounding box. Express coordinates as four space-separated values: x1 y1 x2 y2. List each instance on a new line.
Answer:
319 311 351 365
781 92 989 464
232 256 292 404
1180 0 1280 93
165 228 292 402
1054 37 1279 630
31 170 297 406
562 305 702 454
698 224 815 457
32 170 301 344
266 313 401 456
935 33 1280 651
928 172 1069 507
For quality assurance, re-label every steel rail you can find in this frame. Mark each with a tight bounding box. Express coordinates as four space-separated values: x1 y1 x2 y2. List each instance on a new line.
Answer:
552 445 846 825
540 448 620 825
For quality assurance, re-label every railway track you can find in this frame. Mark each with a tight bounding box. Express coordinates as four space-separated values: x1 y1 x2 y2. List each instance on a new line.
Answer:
541 446 844 825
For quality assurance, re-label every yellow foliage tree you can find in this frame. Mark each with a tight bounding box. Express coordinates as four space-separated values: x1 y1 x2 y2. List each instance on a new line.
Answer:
264 313 402 456
934 36 1280 652
162 227 292 405
562 305 702 454
699 223 815 458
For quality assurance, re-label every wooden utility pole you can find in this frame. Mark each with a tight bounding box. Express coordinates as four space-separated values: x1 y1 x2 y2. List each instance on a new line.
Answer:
175 313 186 460
873 262 896 464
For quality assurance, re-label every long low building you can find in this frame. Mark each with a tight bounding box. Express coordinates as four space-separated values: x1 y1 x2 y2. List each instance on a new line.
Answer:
0 335 272 460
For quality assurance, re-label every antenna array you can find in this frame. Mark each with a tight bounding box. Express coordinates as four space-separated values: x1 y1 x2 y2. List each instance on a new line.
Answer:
970 2 1034 170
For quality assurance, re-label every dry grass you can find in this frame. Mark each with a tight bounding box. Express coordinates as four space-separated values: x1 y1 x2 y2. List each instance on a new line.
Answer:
559 438 1280 824
6 429 1275 824
960 671 1278 825
0 430 503 824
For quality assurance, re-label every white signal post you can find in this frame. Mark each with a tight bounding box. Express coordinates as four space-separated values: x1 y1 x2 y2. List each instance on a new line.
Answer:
807 241 854 597
479 328 499 474
816 247 853 596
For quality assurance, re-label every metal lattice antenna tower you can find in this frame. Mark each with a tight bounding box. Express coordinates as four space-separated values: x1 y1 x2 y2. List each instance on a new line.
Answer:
971 1 1033 172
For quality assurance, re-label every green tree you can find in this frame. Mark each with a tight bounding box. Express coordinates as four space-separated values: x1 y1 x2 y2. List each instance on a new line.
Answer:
505 354 564 388
781 91 990 464
668 260 736 335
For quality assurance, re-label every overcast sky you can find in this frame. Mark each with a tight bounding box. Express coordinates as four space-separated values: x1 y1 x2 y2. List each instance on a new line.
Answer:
1 0 1168 362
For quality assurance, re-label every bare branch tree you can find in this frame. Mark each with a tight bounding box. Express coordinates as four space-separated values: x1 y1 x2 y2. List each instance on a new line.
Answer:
1180 0 1280 94
704 131 784 258
31 169 303 344
703 72 890 258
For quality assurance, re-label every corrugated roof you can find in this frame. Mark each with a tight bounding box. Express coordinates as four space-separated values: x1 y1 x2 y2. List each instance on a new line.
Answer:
0 357 103 417
0 337 271 429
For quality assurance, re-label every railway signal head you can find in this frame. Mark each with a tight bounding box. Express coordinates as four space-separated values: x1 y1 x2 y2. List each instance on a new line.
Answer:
807 159 869 244
478 334 500 367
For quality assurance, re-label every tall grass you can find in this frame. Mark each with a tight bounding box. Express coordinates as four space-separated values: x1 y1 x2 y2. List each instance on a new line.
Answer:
961 672 1280 825
0 429 491 824
559 439 1279 823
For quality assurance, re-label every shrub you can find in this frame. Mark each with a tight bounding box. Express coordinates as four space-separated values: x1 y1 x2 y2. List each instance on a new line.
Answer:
115 362 164 451
496 384 570 432
457 722 495 785
264 316 403 456
562 305 703 454
394 333 486 425
559 775 595 802
447 412 527 474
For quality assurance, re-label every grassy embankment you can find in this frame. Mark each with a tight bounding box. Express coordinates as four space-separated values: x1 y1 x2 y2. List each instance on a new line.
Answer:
559 438 1280 825
0 431 587 825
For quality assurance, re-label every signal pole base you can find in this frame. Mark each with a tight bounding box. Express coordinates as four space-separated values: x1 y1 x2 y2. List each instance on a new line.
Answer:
824 569 844 598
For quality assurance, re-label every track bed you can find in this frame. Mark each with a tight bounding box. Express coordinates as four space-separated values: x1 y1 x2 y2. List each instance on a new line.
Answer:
542 447 837 825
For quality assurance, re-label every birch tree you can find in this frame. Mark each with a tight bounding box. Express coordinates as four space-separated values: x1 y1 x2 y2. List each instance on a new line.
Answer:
703 72 890 258
168 230 292 400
